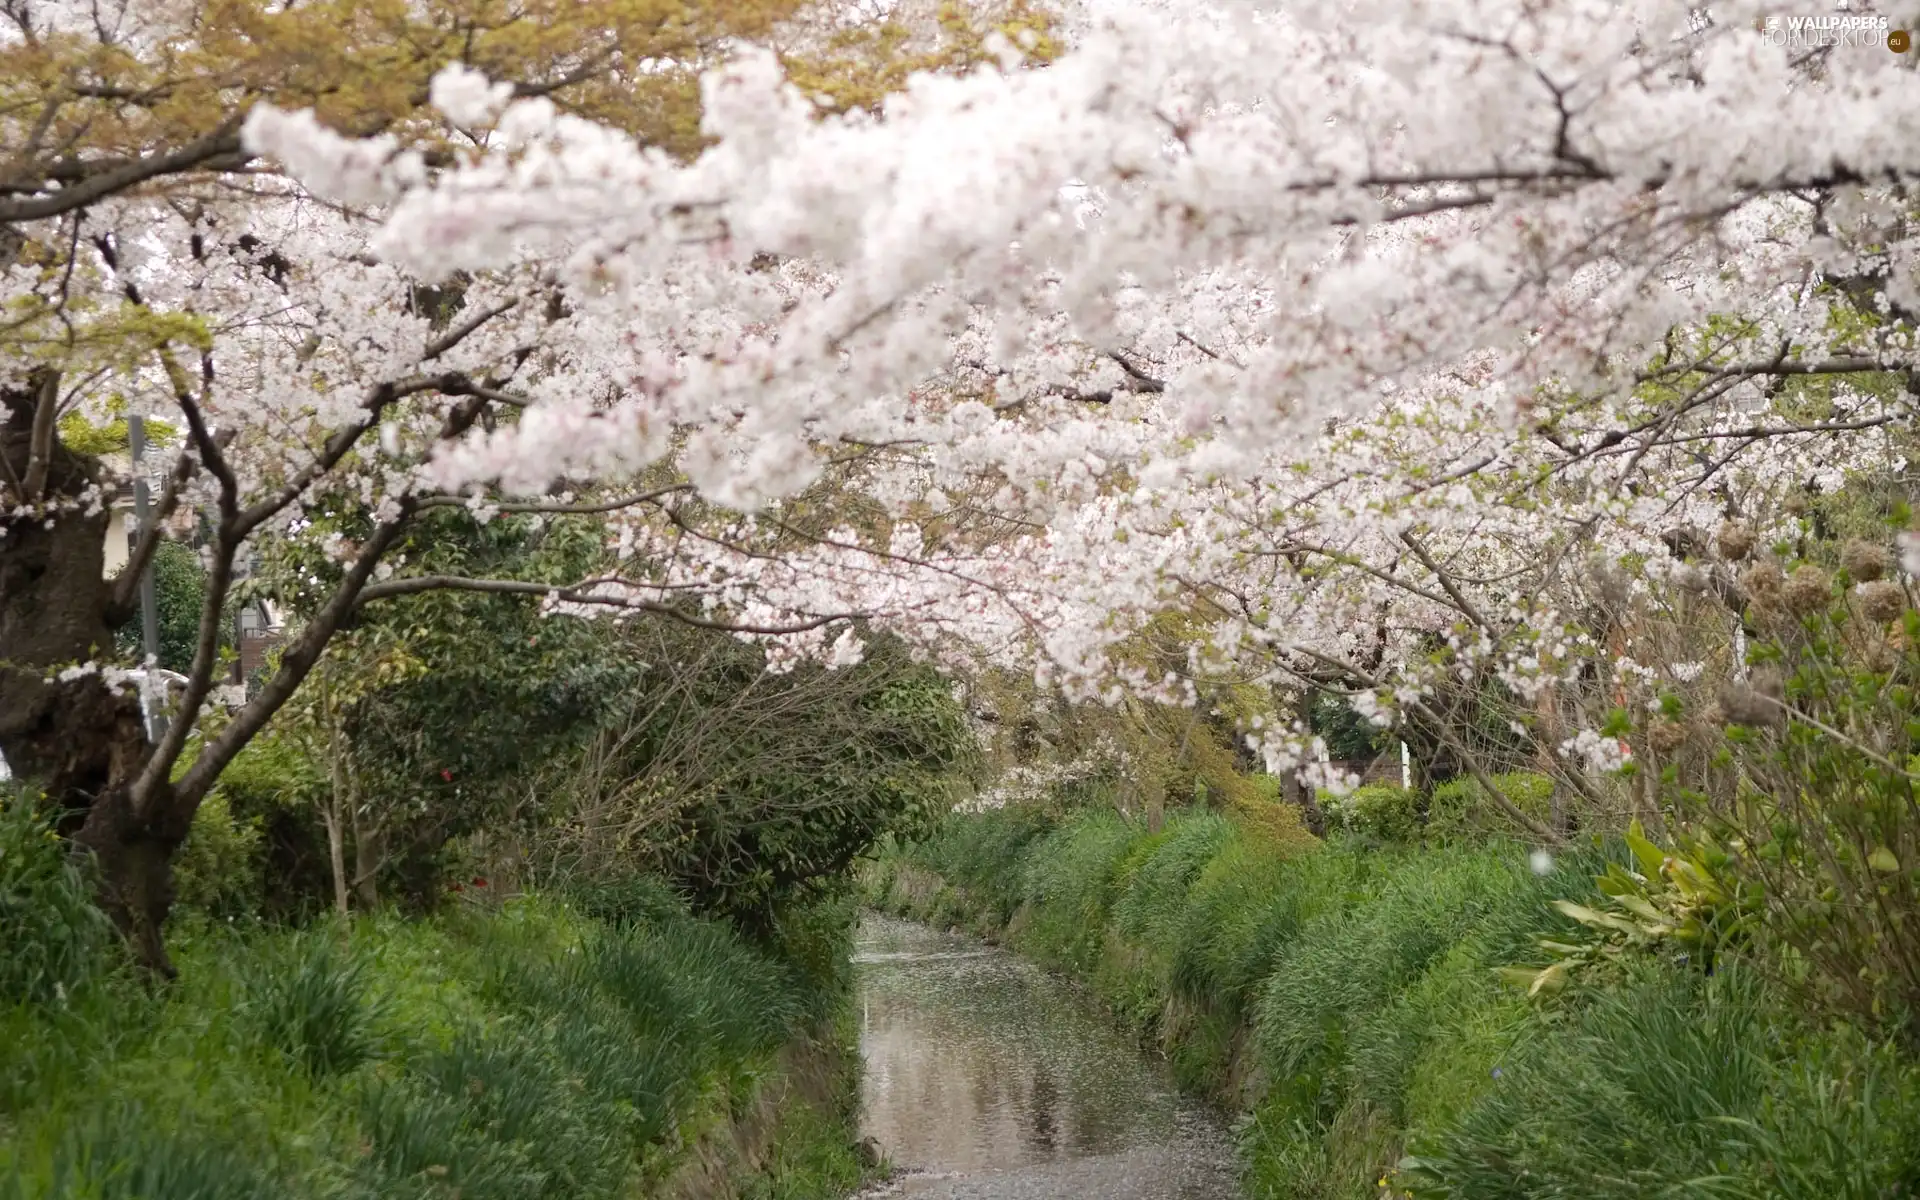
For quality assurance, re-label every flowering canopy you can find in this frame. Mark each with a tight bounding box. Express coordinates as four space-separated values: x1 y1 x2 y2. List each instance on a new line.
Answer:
2 0 1916 963
240 0 1917 770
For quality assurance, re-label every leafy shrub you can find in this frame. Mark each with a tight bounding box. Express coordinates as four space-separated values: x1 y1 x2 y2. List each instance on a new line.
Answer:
539 632 978 929
1651 571 1920 1032
112 539 235 677
170 791 264 919
209 735 331 921
1227 776 1319 852
1322 785 1423 842
1426 772 1553 842
0 789 117 1006
1498 822 1754 999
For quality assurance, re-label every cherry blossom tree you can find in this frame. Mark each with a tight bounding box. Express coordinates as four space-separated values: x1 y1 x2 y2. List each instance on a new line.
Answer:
5 0 1918 969
0 0 1062 972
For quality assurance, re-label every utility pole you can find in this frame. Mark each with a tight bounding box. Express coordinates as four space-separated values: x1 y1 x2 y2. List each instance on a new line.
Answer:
127 414 168 741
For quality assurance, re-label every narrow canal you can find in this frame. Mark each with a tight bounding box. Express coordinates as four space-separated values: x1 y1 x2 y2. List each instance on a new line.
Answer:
849 914 1240 1199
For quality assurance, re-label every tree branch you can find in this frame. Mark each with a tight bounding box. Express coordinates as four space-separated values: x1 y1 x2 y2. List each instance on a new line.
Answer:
0 119 245 224
353 572 863 636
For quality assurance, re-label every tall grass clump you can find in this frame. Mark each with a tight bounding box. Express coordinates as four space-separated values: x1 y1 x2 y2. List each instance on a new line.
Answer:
1168 839 1359 1012
918 803 1058 921
239 928 390 1078
1015 808 1141 970
1 789 118 1008
1397 961 1920 1198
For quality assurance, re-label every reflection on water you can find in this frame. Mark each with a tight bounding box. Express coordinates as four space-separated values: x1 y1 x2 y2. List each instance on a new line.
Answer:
851 915 1239 1199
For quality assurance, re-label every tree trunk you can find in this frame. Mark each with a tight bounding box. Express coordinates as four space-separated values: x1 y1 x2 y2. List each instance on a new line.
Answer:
322 788 351 917
2 381 187 976
1283 690 1328 837
323 685 352 915
351 803 382 911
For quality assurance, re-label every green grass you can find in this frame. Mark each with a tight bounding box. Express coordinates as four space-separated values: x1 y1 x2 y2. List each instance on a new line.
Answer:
870 804 1920 1199
0 797 872 1200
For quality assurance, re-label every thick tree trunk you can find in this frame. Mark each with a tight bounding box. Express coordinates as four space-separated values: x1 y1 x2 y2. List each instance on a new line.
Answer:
2 382 186 975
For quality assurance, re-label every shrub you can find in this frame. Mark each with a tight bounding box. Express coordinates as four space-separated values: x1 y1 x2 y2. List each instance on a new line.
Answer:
1227 776 1319 852
1652 580 1920 1032
1425 772 1553 842
170 791 264 919
1322 785 1423 842
209 735 331 920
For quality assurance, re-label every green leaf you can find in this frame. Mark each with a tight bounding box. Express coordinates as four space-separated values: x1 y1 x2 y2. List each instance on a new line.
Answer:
1867 846 1901 873
1552 900 1646 937
1495 966 1545 990
1528 961 1570 996
1595 863 1645 897
1612 893 1668 924
1537 939 1589 956
1625 819 1668 879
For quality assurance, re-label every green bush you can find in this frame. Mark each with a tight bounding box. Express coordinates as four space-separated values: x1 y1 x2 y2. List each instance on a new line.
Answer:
208 734 331 921
1322 785 1423 842
113 539 236 677
171 792 264 919
1425 772 1553 842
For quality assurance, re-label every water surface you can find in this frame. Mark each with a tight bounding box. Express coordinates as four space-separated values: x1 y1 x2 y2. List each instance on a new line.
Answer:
851 915 1239 1199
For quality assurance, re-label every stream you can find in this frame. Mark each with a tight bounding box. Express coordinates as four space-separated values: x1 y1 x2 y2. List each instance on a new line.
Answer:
849 915 1241 1199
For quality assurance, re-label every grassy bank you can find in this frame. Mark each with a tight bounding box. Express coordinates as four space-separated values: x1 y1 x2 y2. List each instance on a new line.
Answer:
2 805 872 1200
864 805 1920 1199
